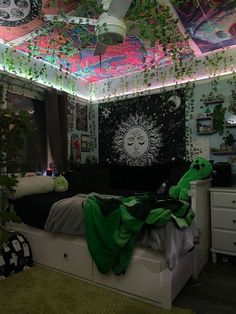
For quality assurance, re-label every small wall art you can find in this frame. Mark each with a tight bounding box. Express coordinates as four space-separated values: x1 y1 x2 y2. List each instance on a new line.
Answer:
81 134 91 152
76 103 88 131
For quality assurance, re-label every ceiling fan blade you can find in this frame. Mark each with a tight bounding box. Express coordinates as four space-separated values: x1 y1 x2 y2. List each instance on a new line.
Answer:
94 41 108 56
43 15 97 26
107 0 133 19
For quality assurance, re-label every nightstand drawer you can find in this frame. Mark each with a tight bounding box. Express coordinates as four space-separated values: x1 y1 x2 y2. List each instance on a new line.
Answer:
213 209 236 230
211 192 236 209
214 230 236 253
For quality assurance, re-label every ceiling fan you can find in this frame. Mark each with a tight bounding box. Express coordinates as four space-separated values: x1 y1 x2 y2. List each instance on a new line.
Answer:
44 0 134 56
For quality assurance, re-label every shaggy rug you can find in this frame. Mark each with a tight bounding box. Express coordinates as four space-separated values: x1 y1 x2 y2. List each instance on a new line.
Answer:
0 266 194 314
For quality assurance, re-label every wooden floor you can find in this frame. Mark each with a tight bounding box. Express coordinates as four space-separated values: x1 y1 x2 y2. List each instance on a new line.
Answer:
173 256 236 314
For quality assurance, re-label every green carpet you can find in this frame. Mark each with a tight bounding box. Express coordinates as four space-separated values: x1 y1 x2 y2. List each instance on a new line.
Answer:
0 266 194 314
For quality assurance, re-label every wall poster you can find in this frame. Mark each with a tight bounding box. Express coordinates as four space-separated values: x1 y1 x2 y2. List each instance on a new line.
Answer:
70 132 81 163
81 134 91 152
76 103 87 132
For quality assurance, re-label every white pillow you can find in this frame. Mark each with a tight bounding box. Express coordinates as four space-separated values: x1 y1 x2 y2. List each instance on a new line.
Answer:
9 176 54 200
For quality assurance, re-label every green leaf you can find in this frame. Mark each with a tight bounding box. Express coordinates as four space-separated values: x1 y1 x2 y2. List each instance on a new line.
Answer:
0 176 15 188
0 227 11 248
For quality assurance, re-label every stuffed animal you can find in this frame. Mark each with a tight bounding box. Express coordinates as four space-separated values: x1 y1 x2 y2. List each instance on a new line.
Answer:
54 175 69 192
169 157 212 202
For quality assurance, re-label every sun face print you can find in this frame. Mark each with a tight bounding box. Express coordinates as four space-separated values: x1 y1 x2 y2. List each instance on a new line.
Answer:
113 114 162 166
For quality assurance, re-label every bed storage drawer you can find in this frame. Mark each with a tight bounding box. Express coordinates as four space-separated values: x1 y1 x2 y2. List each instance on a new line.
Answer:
44 233 93 280
93 247 171 306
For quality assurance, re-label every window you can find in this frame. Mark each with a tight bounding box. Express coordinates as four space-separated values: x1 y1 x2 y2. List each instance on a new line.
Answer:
5 90 47 173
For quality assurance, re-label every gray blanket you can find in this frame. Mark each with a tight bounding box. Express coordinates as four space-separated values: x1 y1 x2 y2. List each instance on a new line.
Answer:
44 193 199 270
45 194 88 236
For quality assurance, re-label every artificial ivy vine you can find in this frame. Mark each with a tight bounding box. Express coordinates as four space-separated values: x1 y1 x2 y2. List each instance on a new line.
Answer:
1 0 235 103
2 0 236 162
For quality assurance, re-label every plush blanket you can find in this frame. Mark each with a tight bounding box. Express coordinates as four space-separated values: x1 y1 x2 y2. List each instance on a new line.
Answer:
44 193 199 272
44 194 88 235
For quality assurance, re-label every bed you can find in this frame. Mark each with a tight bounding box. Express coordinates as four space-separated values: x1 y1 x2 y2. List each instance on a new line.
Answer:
7 177 212 310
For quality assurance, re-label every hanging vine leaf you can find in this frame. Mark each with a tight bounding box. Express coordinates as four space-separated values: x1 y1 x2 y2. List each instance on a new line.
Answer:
212 103 226 135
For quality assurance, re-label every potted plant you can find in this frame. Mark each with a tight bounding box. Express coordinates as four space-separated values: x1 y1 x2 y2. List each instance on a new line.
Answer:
222 131 236 152
0 108 32 247
201 92 224 104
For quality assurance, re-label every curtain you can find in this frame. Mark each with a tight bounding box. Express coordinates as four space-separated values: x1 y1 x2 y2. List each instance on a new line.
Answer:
33 99 47 171
45 91 68 174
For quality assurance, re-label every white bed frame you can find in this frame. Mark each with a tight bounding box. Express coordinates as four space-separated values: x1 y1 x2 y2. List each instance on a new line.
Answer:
7 179 211 309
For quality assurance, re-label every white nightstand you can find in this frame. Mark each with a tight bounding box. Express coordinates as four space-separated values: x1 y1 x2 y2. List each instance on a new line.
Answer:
209 186 236 263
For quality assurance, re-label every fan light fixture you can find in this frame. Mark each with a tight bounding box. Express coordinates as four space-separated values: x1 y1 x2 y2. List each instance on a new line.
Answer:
96 13 127 46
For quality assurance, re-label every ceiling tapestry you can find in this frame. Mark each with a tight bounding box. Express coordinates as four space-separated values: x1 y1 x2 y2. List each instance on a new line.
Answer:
15 23 183 82
174 0 236 54
0 0 76 41
0 1 236 84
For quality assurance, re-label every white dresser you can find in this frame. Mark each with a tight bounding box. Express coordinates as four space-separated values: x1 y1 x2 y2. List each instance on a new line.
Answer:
210 186 236 263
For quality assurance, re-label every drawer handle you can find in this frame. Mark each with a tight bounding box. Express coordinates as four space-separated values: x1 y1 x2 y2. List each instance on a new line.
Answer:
232 200 236 204
233 220 236 223
234 242 236 246
63 253 68 258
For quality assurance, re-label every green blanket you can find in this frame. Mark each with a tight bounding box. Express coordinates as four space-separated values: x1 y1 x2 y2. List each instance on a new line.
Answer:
83 194 194 275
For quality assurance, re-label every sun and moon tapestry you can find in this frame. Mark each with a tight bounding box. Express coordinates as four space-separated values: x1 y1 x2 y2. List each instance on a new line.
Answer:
99 90 186 166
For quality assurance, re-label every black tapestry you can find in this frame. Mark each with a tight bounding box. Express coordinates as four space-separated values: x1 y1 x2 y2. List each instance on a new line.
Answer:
99 90 186 166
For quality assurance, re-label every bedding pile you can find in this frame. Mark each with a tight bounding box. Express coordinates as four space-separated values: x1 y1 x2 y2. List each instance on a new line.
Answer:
44 192 199 273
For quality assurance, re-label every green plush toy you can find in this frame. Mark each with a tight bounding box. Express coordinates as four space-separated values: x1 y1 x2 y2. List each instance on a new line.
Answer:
54 175 69 192
169 157 212 202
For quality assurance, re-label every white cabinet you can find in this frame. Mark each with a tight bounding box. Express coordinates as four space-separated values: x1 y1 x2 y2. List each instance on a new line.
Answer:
210 186 236 263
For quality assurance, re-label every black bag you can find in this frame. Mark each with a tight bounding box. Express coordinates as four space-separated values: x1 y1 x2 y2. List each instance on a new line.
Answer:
212 162 233 187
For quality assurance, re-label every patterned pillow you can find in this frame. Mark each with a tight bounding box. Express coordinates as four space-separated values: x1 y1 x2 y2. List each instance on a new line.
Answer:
0 233 33 279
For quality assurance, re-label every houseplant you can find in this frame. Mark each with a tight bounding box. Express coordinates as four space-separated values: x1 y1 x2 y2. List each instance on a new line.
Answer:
223 131 236 152
0 108 32 247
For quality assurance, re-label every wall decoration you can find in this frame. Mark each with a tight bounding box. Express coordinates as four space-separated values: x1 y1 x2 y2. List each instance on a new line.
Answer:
81 134 91 152
0 84 3 105
70 132 81 163
112 114 162 166
76 103 87 131
99 90 186 166
192 138 210 160
67 100 75 132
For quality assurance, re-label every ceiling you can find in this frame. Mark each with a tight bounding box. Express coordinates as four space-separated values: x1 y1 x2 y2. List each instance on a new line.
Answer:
0 0 236 103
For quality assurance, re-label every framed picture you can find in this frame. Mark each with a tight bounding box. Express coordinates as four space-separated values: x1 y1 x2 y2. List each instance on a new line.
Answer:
0 85 3 107
81 134 91 152
76 103 88 131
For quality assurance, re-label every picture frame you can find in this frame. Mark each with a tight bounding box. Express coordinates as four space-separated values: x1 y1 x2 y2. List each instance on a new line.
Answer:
76 103 88 131
81 134 91 152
